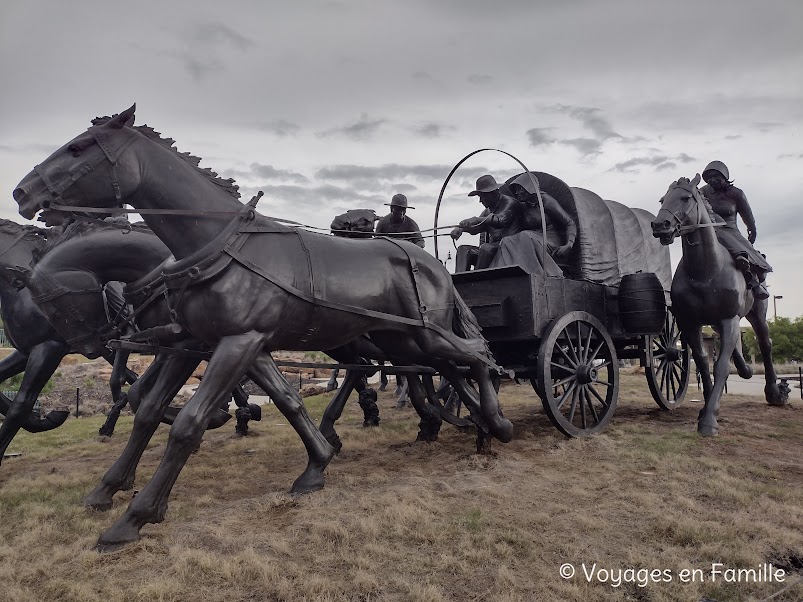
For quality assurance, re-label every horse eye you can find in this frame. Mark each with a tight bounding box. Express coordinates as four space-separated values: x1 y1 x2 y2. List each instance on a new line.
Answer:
67 144 82 156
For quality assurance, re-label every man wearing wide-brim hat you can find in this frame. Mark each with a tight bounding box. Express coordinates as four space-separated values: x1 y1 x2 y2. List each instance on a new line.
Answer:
451 174 524 269
375 193 425 248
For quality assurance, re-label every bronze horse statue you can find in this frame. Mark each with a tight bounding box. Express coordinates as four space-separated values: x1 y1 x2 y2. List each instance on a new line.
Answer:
651 175 788 436
0 219 140 461
14 104 511 549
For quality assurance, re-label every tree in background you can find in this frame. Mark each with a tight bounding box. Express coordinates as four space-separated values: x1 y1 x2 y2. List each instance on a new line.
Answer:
743 316 803 364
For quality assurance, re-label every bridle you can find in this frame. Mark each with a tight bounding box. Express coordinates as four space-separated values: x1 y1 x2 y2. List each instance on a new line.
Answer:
34 124 139 208
660 182 723 237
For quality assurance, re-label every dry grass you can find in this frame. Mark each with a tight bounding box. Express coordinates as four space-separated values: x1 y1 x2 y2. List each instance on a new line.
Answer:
1 375 802 602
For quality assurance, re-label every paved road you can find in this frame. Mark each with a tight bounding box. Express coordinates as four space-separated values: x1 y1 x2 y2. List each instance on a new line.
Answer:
687 373 801 400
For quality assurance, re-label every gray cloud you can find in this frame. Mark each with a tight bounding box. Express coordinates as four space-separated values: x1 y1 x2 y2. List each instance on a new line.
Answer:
224 163 308 184
467 74 493 85
526 128 557 147
552 104 623 141
188 23 255 51
778 152 803 159
560 138 604 156
254 120 301 137
317 115 388 140
411 122 456 138
753 121 783 133
169 22 255 82
609 153 697 173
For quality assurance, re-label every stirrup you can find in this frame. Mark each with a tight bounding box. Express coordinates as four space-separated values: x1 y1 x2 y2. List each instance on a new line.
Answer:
753 284 770 300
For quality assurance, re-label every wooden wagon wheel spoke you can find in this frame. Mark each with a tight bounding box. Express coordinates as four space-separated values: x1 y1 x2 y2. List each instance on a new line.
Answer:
555 381 577 410
587 339 606 364
560 328 581 366
555 340 579 369
587 383 609 408
581 326 594 364
567 385 580 425
578 386 587 429
584 386 600 423
553 373 578 389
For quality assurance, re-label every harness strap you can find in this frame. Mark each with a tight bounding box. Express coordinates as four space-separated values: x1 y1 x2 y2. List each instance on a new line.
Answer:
224 245 426 327
0 231 28 262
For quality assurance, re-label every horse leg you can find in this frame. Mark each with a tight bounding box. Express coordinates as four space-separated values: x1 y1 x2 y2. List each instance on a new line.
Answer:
83 353 199 510
746 299 789 406
379 363 388 392
394 374 404 397
326 368 340 393
405 373 442 442
395 376 409 408
96 333 265 549
699 318 740 436
99 350 132 437
0 350 29 416
683 326 713 402
357 375 380 427
730 330 753 380
246 351 335 493
318 369 361 451
0 341 67 463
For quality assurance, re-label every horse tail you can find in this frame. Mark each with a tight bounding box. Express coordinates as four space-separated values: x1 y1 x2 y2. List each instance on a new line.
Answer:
451 287 495 362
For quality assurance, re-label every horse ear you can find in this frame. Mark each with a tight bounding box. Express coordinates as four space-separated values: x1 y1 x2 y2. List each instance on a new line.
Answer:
691 173 701 187
107 104 136 130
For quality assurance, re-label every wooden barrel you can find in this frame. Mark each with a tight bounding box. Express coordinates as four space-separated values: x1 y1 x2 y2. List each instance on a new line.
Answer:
618 273 666 334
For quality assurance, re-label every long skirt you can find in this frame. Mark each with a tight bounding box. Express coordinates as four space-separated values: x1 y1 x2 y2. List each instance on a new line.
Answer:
488 230 564 277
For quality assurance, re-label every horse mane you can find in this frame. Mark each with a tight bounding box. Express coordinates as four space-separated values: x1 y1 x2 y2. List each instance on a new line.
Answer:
0 218 49 248
33 219 153 264
92 115 240 200
670 177 715 213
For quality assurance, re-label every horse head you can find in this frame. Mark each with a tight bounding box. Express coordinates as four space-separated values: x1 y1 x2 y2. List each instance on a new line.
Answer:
13 104 139 222
651 173 703 245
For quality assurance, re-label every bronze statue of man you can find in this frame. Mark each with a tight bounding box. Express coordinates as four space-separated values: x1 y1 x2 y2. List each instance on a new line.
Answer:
700 161 772 300
375 194 425 248
450 175 524 269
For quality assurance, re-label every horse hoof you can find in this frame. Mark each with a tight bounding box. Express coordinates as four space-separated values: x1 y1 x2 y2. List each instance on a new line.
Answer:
95 520 142 552
362 419 380 427
84 490 115 512
489 416 514 443
698 423 719 436
290 474 325 495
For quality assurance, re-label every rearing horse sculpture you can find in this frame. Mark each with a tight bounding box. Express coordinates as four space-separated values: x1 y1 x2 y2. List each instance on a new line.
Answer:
14 104 511 549
651 175 788 436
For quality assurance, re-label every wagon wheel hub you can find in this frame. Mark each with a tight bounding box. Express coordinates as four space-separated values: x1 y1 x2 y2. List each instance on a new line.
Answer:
576 364 597 385
665 347 681 362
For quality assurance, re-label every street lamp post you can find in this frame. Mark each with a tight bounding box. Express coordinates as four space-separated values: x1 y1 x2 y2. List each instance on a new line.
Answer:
773 295 783 320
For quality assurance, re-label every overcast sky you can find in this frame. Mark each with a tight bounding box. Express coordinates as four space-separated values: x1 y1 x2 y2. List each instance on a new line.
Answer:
1 0 801 318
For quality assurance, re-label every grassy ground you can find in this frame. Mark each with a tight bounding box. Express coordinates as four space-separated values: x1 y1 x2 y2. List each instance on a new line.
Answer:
1 374 801 602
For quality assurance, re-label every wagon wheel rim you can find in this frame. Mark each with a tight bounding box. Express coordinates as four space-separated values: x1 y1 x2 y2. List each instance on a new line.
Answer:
536 311 619 438
645 309 690 410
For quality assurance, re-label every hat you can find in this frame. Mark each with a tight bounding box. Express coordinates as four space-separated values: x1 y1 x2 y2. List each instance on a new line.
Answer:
468 174 501 196
386 193 414 209
702 161 729 182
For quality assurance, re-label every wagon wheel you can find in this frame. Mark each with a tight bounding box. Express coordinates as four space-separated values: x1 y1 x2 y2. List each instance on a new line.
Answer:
535 311 619 438
645 309 690 410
